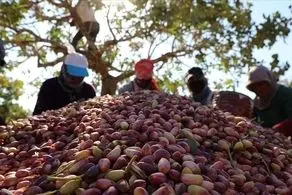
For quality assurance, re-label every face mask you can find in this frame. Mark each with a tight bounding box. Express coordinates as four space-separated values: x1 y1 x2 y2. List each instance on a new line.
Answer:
135 78 151 89
65 78 84 89
187 77 206 94
61 65 84 89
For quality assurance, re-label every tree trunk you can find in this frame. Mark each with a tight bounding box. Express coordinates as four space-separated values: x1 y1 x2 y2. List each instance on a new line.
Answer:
101 75 118 96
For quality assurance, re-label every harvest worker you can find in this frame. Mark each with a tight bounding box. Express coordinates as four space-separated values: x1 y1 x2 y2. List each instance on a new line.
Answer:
186 67 214 105
0 117 5 126
0 39 6 125
246 65 292 137
118 59 159 94
33 52 96 115
70 0 100 49
0 39 6 67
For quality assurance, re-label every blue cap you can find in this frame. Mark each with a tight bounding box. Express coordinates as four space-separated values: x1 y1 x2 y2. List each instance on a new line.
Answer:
66 64 89 77
64 53 89 77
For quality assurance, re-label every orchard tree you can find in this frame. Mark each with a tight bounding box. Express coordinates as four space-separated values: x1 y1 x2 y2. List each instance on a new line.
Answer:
0 0 291 95
0 65 27 123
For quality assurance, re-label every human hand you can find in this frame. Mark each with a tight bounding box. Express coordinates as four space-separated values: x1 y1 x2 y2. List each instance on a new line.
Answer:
272 119 292 137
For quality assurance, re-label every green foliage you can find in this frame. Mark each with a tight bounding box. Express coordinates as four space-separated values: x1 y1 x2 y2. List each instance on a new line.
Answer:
49 27 63 42
270 54 290 81
157 75 183 95
213 78 235 91
0 0 291 96
0 66 28 123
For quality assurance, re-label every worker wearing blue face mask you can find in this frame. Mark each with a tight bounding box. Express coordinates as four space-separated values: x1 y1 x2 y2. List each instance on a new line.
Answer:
33 52 96 115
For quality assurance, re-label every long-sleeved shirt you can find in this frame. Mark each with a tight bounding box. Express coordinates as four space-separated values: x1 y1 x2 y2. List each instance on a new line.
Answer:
254 85 292 128
0 116 5 126
191 86 214 105
33 77 96 115
118 81 135 94
118 80 158 95
75 1 96 23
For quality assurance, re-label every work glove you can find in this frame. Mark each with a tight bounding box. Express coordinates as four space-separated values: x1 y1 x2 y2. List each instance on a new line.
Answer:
273 118 292 137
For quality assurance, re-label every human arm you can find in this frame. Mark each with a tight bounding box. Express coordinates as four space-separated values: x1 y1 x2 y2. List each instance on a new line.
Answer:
88 84 96 98
118 83 133 95
272 96 292 136
273 118 292 137
69 17 75 26
33 82 53 115
118 86 126 95
69 5 77 26
78 83 96 101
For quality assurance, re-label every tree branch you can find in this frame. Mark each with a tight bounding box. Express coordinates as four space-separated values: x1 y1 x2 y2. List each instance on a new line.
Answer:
106 4 117 41
37 56 65 67
152 49 193 63
171 37 176 52
35 14 71 23
108 65 123 72
46 0 68 8
147 33 157 58
149 35 170 58
115 48 195 82
116 70 135 82
99 27 153 54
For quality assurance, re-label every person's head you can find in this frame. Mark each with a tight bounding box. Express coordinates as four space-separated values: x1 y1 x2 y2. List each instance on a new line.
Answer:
134 59 154 88
246 65 278 98
0 39 6 67
62 52 89 88
186 67 207 94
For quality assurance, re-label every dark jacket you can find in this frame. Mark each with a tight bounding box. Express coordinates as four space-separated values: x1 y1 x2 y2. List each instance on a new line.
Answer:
118 81 135 94
0 39 6 66
254 85 292 128
191 86 214 105
33 77 96 115
118 80 157 95
0 116 5 126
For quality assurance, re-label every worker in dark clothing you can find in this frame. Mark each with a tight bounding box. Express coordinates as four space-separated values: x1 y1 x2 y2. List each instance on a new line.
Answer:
70 0 99 49
0 39 6 125
186 67 213 105
0 116 5 126
118 59 159 94
0 39 6 67
246 65 292 137
33 52 96 115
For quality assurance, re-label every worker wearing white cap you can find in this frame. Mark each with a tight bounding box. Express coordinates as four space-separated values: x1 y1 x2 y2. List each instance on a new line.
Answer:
33 52 96 115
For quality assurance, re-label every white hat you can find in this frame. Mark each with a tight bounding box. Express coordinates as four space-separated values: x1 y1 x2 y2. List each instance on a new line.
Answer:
64 52 89 77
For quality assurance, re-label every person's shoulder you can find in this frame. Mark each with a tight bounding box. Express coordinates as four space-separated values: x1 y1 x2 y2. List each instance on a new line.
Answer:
210 90 218 98
278 85 292 97
121 82 132 88
82 82 96 94
42 77 59 87
118 82 133 94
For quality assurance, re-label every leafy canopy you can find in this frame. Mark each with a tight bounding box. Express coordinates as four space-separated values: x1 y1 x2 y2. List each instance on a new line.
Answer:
0 0 291 96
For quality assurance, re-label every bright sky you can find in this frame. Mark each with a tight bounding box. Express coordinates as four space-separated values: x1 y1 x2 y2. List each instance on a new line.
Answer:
6 0 292 113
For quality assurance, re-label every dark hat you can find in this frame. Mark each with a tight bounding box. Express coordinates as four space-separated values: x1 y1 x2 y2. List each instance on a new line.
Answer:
188 67 204 77
186 67 205 83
